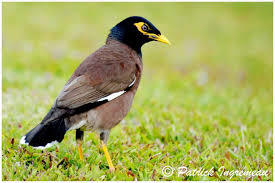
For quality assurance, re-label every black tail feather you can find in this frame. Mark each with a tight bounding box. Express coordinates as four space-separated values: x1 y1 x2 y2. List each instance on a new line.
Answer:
20 99 108 149
21 117 67 148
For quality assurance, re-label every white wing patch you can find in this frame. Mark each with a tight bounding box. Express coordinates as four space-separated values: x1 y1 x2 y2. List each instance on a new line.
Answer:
98 76 136 102
128 76 136 87
20 135 58 150
98 91 126 102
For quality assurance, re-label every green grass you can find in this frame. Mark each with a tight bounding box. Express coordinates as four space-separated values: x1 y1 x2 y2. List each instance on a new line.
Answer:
2 2 273 181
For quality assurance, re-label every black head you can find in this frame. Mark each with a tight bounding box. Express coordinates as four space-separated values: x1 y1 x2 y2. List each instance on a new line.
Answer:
108 16 170 55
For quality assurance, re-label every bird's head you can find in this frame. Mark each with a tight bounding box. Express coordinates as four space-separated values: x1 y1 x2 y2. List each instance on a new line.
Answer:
108 16 170 55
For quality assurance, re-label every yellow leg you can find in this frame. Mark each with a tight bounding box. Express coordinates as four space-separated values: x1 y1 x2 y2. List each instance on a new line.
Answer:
101 141 115 172
77 140 84 160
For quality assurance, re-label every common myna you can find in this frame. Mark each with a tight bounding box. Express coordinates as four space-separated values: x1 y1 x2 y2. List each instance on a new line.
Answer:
20 16 170 171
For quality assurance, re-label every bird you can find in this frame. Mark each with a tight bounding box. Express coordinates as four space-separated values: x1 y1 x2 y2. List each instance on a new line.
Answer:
20 16 170 172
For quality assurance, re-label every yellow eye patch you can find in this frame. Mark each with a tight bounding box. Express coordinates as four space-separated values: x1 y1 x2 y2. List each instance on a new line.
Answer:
134 22 152 35
134 22 171 45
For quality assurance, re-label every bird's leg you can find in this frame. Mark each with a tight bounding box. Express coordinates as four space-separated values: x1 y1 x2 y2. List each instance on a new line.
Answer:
76 129 84 160
100 130 115 172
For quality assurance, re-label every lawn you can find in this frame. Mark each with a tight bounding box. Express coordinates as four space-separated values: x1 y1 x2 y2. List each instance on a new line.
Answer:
2 2 273 181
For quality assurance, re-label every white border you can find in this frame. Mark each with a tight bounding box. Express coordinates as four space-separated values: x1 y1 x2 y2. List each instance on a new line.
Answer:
0 1 2 182
1 0 274 2
1 1 274 182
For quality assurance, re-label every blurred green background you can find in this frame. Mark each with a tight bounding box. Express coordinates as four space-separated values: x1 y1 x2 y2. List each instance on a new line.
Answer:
2 2 273 181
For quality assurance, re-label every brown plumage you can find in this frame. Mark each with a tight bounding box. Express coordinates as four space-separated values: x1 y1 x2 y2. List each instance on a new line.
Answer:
63 39 142 131
20 16 170 171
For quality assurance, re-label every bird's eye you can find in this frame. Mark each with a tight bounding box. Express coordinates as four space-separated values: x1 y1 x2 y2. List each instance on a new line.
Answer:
141 24 149 32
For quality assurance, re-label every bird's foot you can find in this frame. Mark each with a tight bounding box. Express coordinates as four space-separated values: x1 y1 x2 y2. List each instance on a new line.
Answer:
77 140 84 160
101 141 115 173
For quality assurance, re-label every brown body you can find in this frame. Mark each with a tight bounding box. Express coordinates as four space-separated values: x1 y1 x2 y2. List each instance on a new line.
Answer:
59 39 143 132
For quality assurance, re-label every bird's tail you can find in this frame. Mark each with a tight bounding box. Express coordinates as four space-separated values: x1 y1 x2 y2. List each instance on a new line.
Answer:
20 117 68 149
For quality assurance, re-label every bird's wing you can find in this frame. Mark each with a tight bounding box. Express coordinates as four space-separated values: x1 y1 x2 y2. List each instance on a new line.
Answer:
56 47 137 109
56 74 135 109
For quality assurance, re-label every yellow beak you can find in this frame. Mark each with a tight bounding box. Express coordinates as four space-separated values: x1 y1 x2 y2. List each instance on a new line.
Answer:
149 34 171 45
